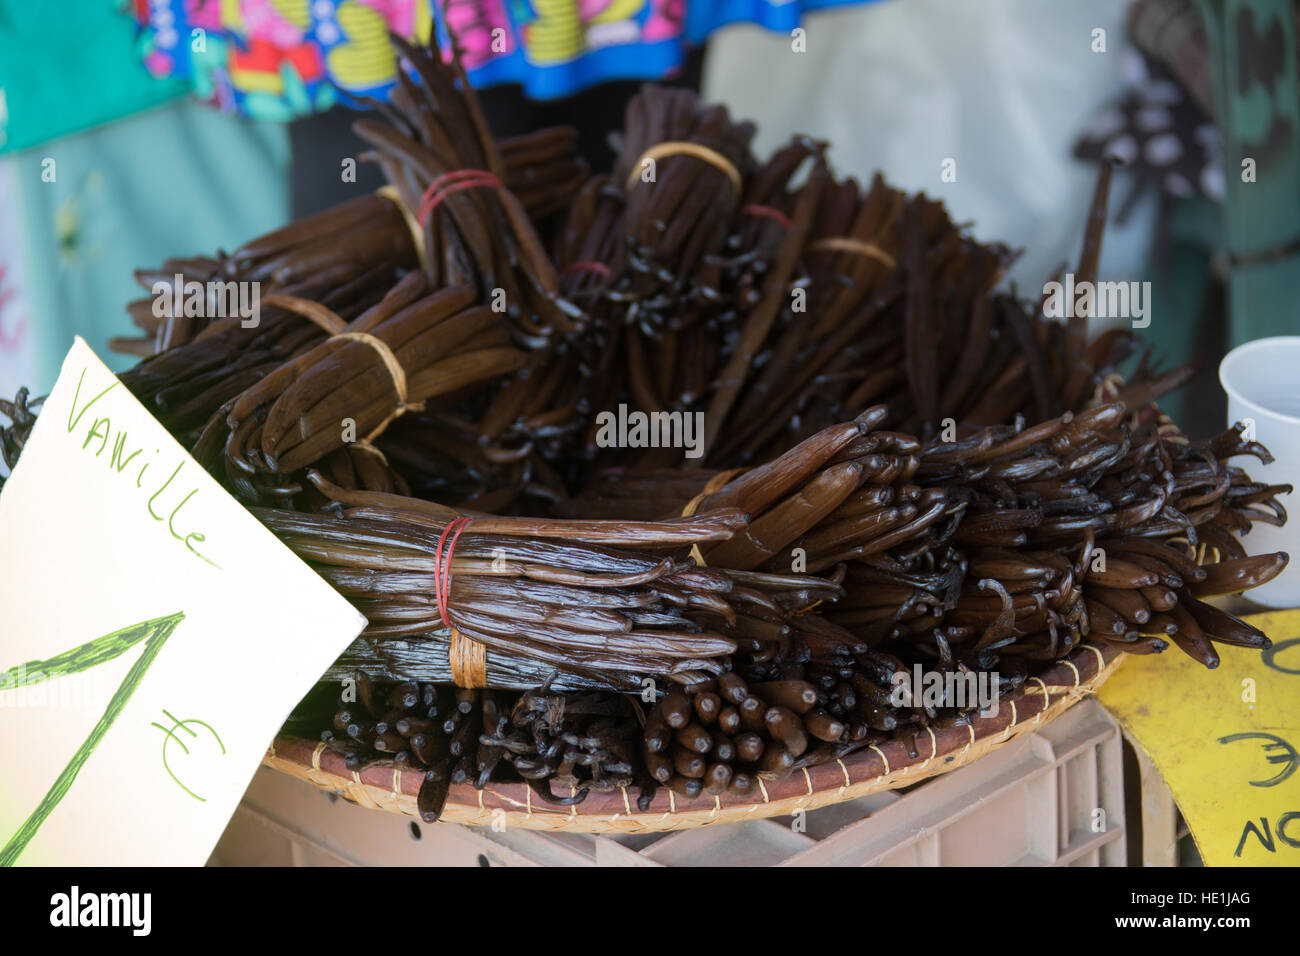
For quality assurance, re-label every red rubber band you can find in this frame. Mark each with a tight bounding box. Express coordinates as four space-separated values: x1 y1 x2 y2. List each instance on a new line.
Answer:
417 170 501 226
433 516 473 628
418 173 499 226
561 260 613 278
741 204 792 230
418 170 494 218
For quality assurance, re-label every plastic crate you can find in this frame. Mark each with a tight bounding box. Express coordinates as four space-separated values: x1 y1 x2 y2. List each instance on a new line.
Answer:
211 698 1125 867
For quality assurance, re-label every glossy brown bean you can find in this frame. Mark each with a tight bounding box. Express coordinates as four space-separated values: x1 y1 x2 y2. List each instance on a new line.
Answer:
704 762 733 794
667 774 705 798
757 743 795 774
735 732 765 762
739 695 768 731
765 706 809 756
1086 559 1159 590
644 750 674 784
1090 586 1151 624
1103 537 1207 583
660 689 693 728
749 680 819 714
1140 586 1178 613
675 723 713 754
718 706 742 735
803 708 847 743
1084 599 1129 636
644 708 672 753
718 672 749 703
694 692 722 725
417 768 452 823
1181 595 1271 649
672 748 707 779
1191 553 1289 598
1163 600 1216 664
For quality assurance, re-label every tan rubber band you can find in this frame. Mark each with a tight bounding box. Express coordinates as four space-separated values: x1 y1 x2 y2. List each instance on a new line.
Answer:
680 467 746 567
809 237 897 269
376 185 429 272
626 141 742 195
449 627 487 688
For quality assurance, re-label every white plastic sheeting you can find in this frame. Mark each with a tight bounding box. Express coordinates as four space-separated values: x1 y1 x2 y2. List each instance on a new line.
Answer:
703 0 1155 292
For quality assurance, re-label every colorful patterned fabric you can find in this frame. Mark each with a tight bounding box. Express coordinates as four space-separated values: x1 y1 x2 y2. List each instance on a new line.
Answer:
0 0 188 156
129 0 876 114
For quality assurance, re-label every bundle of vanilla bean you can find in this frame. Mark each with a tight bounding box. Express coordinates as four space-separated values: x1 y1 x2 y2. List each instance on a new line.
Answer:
115 119 588 359
352 35 582 345
306 675 648 819
23 26 1278 813
255 472 846 691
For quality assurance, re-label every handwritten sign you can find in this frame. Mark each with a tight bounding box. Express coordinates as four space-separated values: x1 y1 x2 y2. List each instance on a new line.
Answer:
1098 609 1300 866
0 338 367 865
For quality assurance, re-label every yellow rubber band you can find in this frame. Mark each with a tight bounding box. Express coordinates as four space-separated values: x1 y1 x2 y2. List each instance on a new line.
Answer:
261 293 347 334
809 236 897 270
680 467 746 567
627 141 742 195
377 185 429 272
259 295 422 444
333 330 425 441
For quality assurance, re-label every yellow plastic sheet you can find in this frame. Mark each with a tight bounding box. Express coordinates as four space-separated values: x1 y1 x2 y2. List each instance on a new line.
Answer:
1098 609 1300 866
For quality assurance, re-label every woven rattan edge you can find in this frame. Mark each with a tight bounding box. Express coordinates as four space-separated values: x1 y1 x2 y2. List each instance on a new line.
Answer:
262 642 1124 833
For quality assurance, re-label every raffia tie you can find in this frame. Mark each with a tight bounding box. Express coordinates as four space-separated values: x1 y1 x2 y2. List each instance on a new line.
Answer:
260 293 425 448
375 186 428 273
626 141 742 195
433 516 486 688
679 468 746 567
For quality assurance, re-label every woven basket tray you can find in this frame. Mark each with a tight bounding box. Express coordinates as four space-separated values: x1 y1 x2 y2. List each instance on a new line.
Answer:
262 642 1124 833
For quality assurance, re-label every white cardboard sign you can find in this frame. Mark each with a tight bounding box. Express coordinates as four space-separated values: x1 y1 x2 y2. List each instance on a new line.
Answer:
0 338 366 865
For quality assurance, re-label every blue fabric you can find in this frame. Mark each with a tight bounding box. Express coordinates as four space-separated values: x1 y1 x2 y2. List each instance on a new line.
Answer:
8 102 290 394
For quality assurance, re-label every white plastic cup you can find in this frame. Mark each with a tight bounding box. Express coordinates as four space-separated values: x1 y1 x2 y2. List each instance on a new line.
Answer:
1219 336 1300 608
